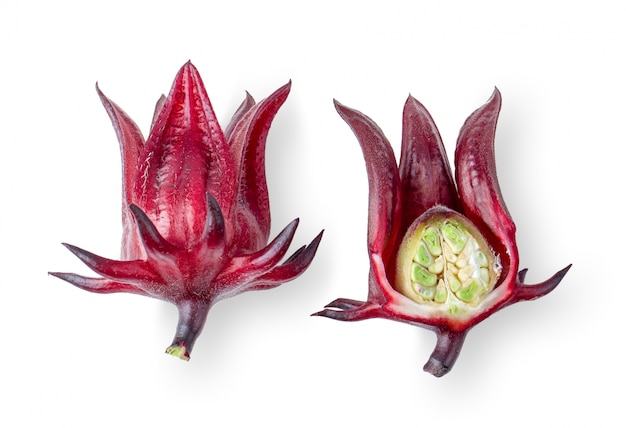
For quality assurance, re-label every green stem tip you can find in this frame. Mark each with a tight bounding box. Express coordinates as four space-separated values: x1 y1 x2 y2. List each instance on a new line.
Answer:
165 343 190 361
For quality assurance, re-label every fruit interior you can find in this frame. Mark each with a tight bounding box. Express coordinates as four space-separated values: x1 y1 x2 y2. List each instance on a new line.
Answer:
396 210 501 315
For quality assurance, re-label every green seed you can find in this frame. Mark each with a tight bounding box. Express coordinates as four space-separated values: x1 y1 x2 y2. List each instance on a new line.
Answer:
458 279 481 302
422 227 442 256
411 263 437 287
442 222 467 254
447 273 462 292
435 283 448 303
415 241 432 266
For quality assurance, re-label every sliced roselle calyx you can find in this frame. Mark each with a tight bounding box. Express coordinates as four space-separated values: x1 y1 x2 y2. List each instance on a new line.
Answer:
314 90 571 377
50 62 323 360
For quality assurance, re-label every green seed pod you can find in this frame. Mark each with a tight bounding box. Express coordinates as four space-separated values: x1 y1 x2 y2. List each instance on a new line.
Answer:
396 209 501 309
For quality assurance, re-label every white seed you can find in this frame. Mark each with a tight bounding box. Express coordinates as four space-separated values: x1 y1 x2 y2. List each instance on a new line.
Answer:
429 257 444 274
442 242 457 263
455 256 468 268
480 267 490 282
446 262 458 274
418 286 436 300
457 265 473 283
475 250 489 268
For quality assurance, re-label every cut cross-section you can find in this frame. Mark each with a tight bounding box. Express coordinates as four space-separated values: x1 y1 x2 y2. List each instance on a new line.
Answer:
396 207 502 314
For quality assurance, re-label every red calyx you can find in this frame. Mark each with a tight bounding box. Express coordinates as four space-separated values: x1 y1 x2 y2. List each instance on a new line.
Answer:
314 89 570 377
50 62 323 359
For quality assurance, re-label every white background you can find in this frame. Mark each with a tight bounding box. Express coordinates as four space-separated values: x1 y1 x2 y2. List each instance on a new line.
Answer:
1 0 622 426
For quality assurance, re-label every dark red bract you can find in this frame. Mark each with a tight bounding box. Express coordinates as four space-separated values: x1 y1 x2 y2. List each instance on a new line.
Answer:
314 89 570 377
50 62 323 360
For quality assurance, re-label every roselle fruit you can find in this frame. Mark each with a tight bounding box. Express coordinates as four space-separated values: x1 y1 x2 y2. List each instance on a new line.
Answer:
314 89 570 377
50 62 323 360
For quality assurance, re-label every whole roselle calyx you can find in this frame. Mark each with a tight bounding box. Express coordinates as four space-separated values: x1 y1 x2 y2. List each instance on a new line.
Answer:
50 62 322 360
314 89 570 377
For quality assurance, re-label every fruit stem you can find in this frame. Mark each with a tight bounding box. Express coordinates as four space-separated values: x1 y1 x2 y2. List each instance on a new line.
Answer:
423 328 468 377
166 300 211 360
